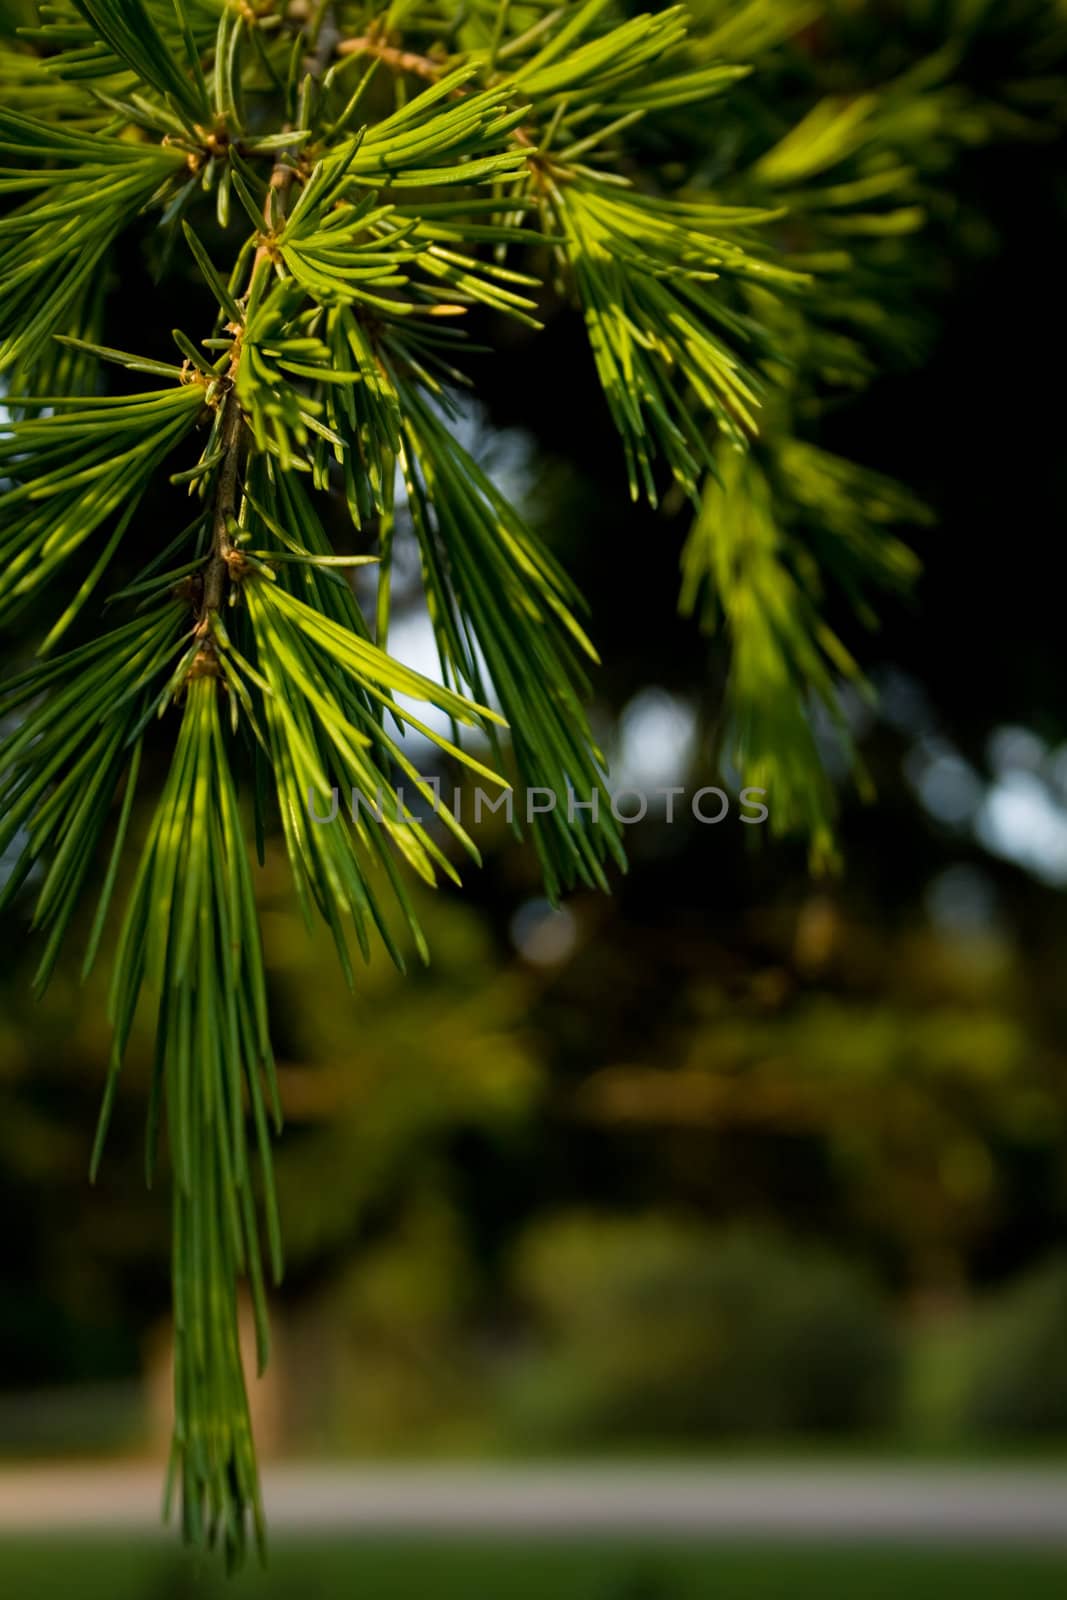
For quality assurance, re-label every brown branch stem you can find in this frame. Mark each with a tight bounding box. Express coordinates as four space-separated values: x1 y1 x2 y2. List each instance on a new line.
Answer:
195 383 246 637
335 35 443 80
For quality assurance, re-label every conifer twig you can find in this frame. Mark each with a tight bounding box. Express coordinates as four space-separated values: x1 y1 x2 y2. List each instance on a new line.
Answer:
196 381 245 634
198 7 340 640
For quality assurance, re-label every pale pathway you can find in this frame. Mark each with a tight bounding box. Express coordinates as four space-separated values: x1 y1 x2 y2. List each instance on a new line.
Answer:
1 1464 1066 1542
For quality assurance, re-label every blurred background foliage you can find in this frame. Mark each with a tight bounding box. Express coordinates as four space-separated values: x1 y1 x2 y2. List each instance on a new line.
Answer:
3 0 1067 1466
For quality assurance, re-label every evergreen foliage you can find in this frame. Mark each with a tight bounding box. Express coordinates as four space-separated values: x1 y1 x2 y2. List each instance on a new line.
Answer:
1 0 1054 1563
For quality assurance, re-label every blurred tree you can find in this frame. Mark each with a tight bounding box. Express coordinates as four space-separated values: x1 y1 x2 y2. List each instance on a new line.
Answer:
967 1257 1067 1437
504 1217 900 1441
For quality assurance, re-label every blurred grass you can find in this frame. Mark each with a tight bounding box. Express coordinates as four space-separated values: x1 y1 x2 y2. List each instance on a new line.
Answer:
3 1540 1067 1598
